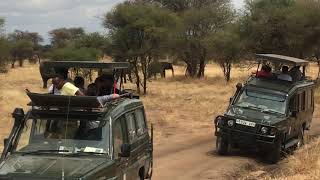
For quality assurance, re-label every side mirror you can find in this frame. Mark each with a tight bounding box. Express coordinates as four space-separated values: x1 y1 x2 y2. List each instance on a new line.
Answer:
236 83 242 90
291 111 297 118
3 138 8 148
229 97 233 104
119 144 131 158
12 108 24 127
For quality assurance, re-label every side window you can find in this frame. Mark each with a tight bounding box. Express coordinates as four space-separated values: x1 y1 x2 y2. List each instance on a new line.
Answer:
307 90 312 109
135 108 147 136
113 117 124 159
311 89 314 107
301 91 306 111
289 95 298 112
126 113 137 142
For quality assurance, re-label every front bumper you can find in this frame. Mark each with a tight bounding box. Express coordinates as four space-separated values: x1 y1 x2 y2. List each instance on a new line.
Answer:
215 126 277 148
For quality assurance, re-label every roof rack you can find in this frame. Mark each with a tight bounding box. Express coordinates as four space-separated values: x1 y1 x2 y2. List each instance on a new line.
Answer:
26 91 137 110
42 61 130 70
256 54 309 66
27 92 102 110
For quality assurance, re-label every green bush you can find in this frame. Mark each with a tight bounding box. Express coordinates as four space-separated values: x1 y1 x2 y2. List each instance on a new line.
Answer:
46 47 102 61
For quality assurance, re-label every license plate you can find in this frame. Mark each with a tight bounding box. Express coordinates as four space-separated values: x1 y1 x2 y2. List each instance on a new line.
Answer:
236 119 256 127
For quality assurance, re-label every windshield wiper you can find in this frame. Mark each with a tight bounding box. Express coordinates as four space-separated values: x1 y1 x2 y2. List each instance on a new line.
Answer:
67 151 106 157
21 149 70 155
262 109 284 115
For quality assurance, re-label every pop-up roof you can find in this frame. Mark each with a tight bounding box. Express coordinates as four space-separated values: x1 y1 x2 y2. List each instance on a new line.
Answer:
42 61 130 70
256 54 309 66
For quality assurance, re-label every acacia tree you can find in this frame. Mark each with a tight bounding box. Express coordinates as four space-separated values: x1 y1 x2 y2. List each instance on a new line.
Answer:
142 0 234 78
0 18 11 72
104 2 178 94
8 30 43 67
49 27 85 48
74 32 111 57
205 25 243 81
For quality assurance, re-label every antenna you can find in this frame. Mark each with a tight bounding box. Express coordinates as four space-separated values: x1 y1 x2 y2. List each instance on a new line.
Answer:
61 95 71 180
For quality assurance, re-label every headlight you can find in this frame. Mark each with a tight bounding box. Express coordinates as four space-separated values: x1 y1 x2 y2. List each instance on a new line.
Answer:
227 120 234 127
261 127 269 134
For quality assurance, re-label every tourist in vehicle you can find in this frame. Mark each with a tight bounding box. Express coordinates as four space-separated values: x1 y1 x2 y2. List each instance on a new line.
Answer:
86 83 98 96
289 66 303 81
277 66 292 82
52 75 84 96
95 74 119 96
256 65 272 78
74 76 85 93
48 83 60 95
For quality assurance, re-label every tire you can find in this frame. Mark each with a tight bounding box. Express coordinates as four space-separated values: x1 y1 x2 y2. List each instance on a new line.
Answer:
216 136 229 155
266 140 281 164
139 168 145 180
294 128 305 150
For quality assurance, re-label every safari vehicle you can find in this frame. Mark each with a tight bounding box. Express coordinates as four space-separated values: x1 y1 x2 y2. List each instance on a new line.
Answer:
0 62 153 180
214 54 316 163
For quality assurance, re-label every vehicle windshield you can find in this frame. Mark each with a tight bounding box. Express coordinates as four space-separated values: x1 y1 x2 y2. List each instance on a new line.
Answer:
15 117 110 156
234 89 287 115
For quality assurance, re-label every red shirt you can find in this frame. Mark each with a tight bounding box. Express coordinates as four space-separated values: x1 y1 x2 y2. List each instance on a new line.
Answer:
256 70 272 78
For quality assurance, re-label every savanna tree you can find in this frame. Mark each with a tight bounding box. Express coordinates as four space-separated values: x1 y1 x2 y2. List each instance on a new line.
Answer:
205 25 243 81
49 27 85 48
142 0 234 78
0 18 11 72
104 2 178 94
8 30 43 67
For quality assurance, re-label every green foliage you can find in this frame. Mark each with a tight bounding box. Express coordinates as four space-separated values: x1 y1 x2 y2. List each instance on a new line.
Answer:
104 2 179 94
0 38 11 72
154 0 234 77
241 0 320 58
46 47 101 61
74 32 111 55
10 39 34 67
49 27 85 48
205 25 244 81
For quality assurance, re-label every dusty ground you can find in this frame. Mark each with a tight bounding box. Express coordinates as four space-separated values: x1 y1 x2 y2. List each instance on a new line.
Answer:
0 62 319 180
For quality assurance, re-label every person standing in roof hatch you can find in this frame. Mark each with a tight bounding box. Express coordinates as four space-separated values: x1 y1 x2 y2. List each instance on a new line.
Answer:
52 74 84 96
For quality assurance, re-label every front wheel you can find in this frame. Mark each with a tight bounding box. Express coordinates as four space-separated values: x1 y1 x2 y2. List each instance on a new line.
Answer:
294 128 305 150
266 140 281 164
216 136 229 155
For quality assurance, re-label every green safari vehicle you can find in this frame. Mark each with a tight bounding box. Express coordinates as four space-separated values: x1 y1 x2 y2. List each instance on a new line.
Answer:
0 62 153 180
214 54 317 163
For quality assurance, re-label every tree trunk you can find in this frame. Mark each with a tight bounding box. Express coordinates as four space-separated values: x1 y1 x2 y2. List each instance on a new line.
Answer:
219 60 232 82
11 58 16 68
132 59 140 94
197 49 206 78
197 59 205 78
18 59 23 67
185 61 197 77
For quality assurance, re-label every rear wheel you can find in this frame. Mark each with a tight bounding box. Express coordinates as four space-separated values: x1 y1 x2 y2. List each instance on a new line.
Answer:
139 167 145 180
216 136 229 155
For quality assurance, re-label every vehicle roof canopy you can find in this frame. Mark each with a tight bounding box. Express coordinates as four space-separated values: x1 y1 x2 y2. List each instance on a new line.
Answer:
27 92 101 109
42 61 130 70
256 54 309 66
246 77 315 94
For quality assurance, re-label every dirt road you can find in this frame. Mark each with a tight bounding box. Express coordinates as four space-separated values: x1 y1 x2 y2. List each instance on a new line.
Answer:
152 134 253 180
153 117 320 180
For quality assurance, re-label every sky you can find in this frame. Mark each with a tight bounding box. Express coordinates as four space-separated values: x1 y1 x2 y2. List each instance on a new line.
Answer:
0 0 244 44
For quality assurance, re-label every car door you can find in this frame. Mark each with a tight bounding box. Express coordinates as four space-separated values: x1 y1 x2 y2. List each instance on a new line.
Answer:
124 111 140 180
113 116 129 180
288 94 299 140
134 108 150 179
